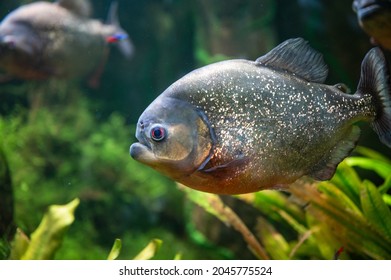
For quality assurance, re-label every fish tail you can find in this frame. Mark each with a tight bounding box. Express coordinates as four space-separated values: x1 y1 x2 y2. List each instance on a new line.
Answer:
107 2 134 58
358 47 391 147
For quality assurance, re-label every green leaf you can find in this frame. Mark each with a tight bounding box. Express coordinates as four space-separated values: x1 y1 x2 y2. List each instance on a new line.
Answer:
355 146 391 163
360 180 391 241
107 239 122 260
21 198 79 260
257 217 290 259
277 209 308 235
330 162 361 206
180 185 269 259
133 239 162 260
379 175 391 194
317 181 362 215
242 190 305 225
9 228 30 260
345 157 391 180
305 210 340 260
383 194 391 207
290 183 391 259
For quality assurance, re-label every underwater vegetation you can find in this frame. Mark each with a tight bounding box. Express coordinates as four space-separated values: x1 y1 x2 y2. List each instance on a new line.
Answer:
1 0 391 260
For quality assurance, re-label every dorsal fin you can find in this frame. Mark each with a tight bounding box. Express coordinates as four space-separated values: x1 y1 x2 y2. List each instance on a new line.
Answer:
256 38 329 83
55 0 92 17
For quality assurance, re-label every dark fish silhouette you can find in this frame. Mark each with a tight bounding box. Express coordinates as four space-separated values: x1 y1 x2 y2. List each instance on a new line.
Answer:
130 38 391 195
0 0 133 83
353 0 391 50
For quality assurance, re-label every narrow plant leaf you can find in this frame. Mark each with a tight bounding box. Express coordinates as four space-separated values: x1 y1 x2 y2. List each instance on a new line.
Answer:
9 228 30 260
107 238 122 260
133 239 162 260
330 162 361 206
277 209 308 235
305 209 344 259
21 198 79 260
256 217 290 259
179 184 269 260
360 180 391 241
238 190 305 226
288 230 321 259
355 146 391 163
379 175 391 194
345 157 391 179
290 183 391 259
383 194 391 207
317 181 362 215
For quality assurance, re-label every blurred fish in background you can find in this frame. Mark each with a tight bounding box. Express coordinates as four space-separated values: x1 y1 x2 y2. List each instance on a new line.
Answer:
353 0 391 50
0 0 133 86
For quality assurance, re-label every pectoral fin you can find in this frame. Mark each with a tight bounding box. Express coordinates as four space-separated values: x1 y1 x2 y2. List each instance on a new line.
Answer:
198 155 249 179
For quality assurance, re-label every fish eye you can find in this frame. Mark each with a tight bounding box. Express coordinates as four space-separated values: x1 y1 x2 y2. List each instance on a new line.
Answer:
150 125 167 142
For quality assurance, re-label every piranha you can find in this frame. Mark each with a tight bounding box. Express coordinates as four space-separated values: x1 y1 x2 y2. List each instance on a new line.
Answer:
0 0 133 82
353 0 391 50
130 38 391 195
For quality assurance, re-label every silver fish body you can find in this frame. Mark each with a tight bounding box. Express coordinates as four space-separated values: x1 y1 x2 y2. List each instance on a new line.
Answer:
0 0 132 81
130 38 391 194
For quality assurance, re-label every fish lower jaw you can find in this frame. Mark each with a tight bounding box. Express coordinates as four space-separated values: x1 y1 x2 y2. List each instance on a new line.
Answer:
129 142 156 164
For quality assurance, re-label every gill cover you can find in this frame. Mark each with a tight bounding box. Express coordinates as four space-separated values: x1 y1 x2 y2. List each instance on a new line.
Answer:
132 97 215 177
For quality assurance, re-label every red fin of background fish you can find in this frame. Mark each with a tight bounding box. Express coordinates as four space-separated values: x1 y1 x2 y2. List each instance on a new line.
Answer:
106 33 128 43
106 2 134 58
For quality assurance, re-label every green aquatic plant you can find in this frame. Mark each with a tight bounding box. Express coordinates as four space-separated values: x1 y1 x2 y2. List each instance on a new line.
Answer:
181 147 391 259
108 238 162 260
107 238 122 260
132 239 162 260
9 198 79 260
5 198 163 260
180 185 269 259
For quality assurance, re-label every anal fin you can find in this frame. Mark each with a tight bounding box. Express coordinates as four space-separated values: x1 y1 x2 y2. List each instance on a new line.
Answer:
309 126 361 180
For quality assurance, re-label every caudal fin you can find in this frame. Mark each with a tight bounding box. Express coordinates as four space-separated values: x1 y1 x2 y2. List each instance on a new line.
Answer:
107 2 134 58
358 47 391 147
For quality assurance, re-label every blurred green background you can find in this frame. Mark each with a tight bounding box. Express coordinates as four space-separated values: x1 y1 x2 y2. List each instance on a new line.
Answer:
1 0 391 260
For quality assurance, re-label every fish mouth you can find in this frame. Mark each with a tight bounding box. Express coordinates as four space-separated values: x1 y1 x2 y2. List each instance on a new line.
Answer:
129 140 160 167
130 142 152 160
130 123 156 164
354 1 391 20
